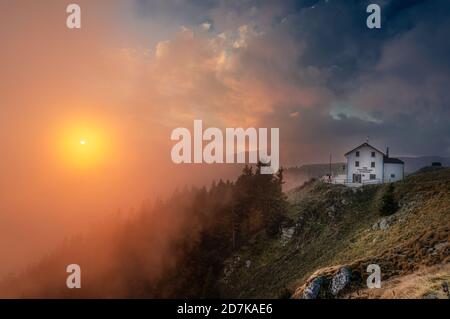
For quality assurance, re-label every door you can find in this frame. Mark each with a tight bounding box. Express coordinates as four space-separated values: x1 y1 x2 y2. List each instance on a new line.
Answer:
353 174 361 183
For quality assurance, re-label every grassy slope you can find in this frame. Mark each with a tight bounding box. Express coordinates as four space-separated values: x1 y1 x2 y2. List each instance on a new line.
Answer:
219 168 450 298
346 263 450 299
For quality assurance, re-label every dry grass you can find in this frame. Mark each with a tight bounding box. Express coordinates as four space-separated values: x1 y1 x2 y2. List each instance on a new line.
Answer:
221 169 450 298
347 263 450 299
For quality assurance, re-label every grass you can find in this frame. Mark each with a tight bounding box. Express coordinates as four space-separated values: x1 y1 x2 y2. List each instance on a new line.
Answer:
347 264 450 299
219 168 450 298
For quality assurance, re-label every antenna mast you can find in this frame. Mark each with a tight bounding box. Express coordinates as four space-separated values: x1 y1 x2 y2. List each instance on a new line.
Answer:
329 153 332 180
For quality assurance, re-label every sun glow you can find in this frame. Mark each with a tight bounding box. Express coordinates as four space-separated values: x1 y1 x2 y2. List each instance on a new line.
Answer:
57 121 112 170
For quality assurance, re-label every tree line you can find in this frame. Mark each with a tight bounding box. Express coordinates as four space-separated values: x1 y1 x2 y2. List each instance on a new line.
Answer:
0 163 289 298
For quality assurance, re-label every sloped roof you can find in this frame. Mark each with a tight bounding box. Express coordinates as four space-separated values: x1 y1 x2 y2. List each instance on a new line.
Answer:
344 142 385 156
383 156 404 164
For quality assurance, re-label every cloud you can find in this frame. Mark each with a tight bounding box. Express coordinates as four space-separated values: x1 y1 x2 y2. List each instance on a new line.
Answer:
125 0 450 161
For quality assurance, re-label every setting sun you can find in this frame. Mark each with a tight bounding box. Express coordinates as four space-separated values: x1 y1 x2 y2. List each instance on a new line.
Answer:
55 120 113 170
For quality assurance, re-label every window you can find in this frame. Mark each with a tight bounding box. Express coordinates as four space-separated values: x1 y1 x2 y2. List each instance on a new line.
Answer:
370 174 376 180
355 161 360 167
371 151 375 157
371 162 375 168
356 151 360 157
391 174 395 178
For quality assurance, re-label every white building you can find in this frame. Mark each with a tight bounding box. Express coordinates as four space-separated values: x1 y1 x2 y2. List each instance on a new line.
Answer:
332 142 404 186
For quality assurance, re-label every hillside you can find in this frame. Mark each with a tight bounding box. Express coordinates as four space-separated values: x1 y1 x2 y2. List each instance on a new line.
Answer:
283 163 346 190
283 157 450 190
0 164 289 298
219 168 450 298
1 167 448 299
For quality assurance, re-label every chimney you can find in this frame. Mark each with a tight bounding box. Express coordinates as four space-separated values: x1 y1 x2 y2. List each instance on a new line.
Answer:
386 147 389 158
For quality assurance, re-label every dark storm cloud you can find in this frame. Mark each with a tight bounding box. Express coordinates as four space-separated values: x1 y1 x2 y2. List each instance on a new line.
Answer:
267 105 450 166
134 0 450 160
271 0 450 159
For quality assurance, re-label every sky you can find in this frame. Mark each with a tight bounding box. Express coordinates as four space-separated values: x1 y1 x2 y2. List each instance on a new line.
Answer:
0 0 449 277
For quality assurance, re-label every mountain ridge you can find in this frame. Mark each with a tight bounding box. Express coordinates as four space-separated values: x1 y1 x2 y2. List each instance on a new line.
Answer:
219 168 450 298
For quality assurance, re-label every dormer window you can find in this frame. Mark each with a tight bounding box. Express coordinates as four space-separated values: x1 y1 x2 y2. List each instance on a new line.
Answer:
371 151 375 157
356 151 360 157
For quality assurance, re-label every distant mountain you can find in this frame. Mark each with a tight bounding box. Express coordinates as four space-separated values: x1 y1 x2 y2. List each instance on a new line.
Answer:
398 156 450 174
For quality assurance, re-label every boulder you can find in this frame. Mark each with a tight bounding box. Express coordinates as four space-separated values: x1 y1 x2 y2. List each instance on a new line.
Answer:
379 218 389 230
280 226 296 246
303 277 323 299
433 242 447 251
330 267 352 296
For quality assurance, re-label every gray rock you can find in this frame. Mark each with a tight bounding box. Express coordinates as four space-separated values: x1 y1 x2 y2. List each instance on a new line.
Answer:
303 277 323 299
245 260 251 268
280 226 296 246
331 267 352 296
379 218 389 230
434 242 447 251
386 215 397 223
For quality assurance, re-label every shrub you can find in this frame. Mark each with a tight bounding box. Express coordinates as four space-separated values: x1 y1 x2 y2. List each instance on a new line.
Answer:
378 183 399 216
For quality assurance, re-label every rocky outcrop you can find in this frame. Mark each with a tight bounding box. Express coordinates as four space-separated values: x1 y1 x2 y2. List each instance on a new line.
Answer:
280 227 296 246
293 266 353 299
292 225 450 299
372 215 397 231
331 267 352 296
303 277 323 299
